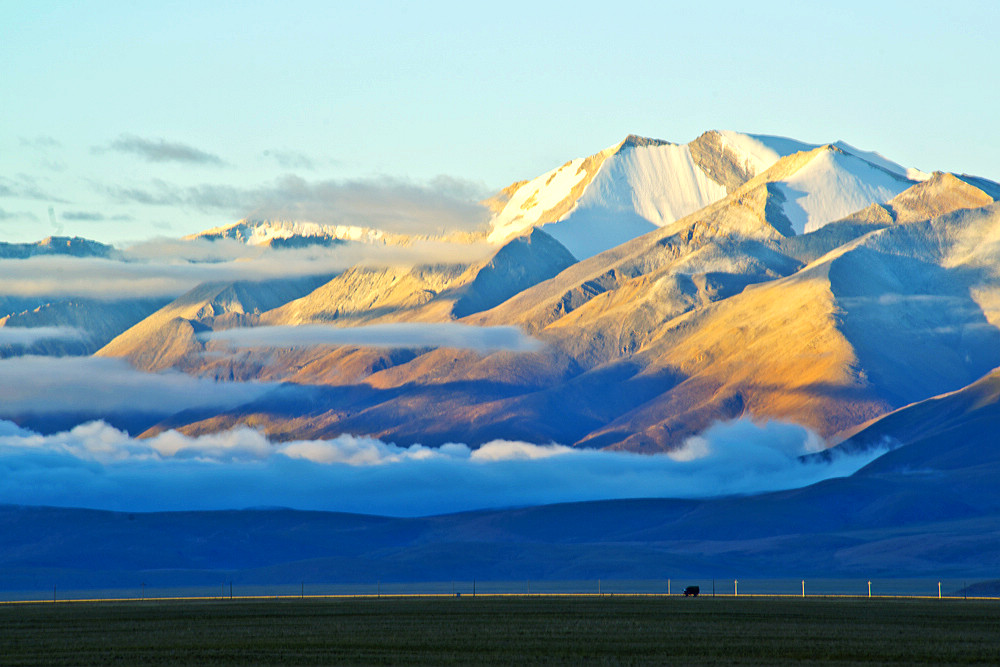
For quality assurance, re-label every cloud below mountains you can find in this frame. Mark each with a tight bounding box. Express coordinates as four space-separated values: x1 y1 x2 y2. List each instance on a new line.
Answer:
0 326 84 346
203 323 542 353
0 418 888 516
0 238 493 299
0 356 274 417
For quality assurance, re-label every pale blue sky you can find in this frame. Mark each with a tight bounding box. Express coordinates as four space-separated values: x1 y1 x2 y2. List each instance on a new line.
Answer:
2 0 998 244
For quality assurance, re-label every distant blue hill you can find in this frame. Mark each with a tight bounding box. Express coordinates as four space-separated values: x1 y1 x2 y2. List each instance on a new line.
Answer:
3 397 999 594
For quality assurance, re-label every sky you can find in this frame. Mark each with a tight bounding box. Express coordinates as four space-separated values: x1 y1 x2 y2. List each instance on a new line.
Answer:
2 0 999 245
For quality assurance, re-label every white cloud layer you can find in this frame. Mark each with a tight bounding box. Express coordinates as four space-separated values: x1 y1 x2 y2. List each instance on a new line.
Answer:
0 418 888 516
0 326 84 346
0 356 274 416
0 238 493 299
202 322 542 353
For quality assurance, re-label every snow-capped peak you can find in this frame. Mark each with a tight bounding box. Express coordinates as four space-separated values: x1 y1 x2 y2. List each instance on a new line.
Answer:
190 219 403 247
485 131 930 257
486 131 805 259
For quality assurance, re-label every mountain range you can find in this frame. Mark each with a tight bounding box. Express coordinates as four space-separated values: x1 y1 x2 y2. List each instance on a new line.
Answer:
60 131 996 454
3 129 1000 589
4 131 1000 452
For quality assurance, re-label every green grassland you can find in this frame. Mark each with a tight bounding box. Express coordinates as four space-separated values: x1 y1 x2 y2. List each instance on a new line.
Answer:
2 595 999 665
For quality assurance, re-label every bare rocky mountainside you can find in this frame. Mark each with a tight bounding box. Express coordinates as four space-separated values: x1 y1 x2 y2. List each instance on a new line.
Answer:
7 131 1000 457
7 130 1000 591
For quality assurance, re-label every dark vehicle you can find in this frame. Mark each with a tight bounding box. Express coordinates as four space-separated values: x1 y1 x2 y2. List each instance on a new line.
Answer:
683 586 700 597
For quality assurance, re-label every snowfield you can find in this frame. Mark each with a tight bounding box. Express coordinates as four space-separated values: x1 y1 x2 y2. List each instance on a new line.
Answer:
487 131 926 258
776 148 913 234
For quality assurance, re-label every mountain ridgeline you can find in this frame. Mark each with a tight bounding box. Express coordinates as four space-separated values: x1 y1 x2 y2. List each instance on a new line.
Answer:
5 130 1000 458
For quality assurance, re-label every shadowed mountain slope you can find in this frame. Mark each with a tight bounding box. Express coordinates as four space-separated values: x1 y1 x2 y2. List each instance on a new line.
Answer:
4 412 1000 589
82 131 1000 454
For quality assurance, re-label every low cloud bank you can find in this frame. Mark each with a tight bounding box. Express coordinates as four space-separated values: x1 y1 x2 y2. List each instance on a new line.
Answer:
0 418 889 516
0 356 274 417
0 326 84 346
0 238 494 299
203 323 542 353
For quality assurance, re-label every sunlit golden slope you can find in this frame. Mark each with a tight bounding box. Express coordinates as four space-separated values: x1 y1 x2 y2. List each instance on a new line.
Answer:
96 277 327 372
128 144 1000 453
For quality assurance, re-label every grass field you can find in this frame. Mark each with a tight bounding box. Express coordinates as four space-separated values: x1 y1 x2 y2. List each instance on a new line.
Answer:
2 595 999 665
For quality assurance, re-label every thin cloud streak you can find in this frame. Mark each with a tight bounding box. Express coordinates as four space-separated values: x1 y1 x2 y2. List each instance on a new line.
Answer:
104 174 491 235
102 134 226 166
0 208 39 222
0 326 84 346
0 238 493 299
203 323 543 353
0 356 275 417
246 175 491 235
0 418 888 516
262 149 317 171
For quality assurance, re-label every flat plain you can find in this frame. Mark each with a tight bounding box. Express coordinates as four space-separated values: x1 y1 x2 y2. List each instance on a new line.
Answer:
2 595 999 665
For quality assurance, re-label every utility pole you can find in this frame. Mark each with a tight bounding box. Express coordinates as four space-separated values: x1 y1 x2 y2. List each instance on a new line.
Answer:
802 580 805 598
867 580 871 598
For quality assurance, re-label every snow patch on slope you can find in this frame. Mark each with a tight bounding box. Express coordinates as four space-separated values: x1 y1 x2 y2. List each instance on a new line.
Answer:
832 141 930 182
486 131 928 258
536 142 734 259
195 219 396 246
487 158 591 245
777 149 914 234
579 142 729 225
716 131 814 173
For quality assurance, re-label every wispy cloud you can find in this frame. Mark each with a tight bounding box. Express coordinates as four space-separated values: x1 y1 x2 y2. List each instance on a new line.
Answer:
0 356 275 418
60 210 132 222
0 418 888 516
100 134 226 166
0 327 84 346
104 174 491 235
262 149 317 171
0 174 69 203
18 136 62 149
0 238 492 299
245 175 491 235
0 208 39 222
203 323 542 353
